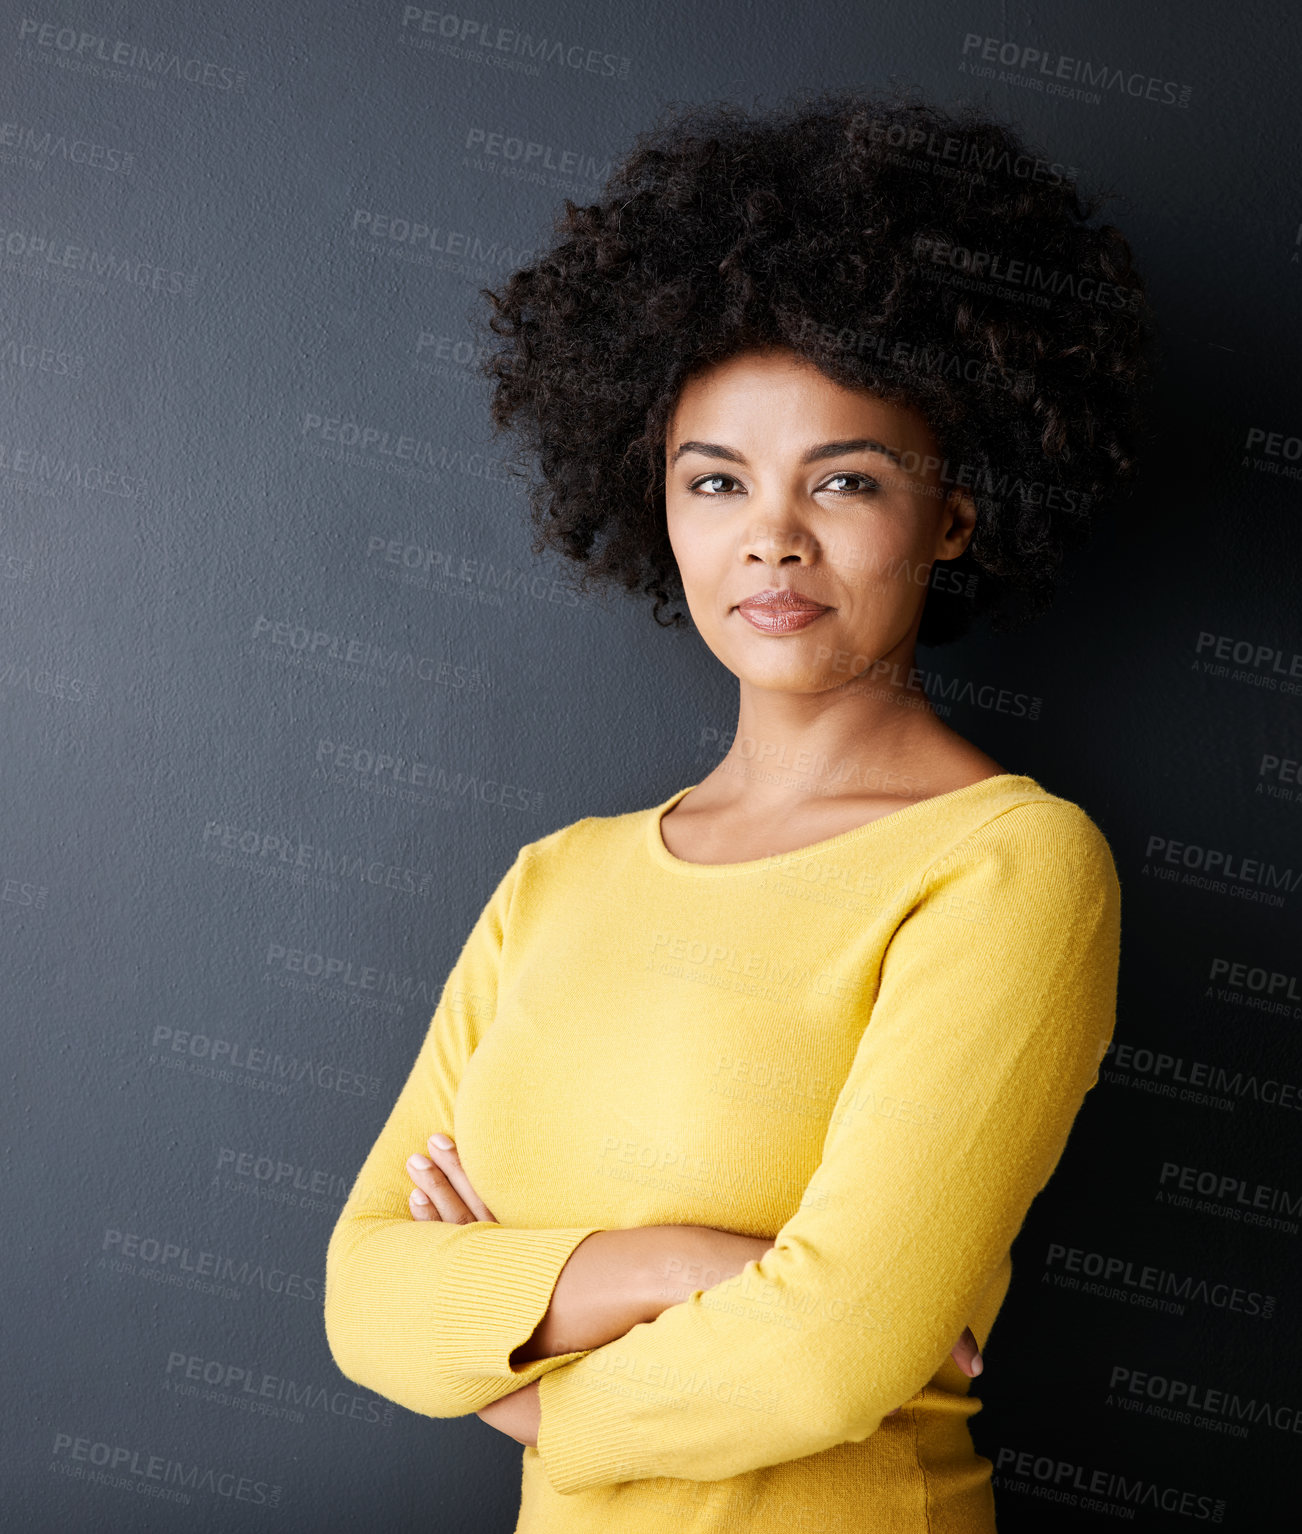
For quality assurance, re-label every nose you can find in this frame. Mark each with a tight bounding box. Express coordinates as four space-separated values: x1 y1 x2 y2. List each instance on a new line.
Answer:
737 505 819 567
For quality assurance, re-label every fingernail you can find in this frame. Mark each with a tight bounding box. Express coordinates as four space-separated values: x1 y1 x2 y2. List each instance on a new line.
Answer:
971 1352 984 1375
430 1133 454 1149
408 1153 432 1169
410 1189 429 1205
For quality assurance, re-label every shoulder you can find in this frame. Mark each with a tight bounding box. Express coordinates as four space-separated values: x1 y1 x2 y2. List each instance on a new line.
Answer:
900 789 1121 987
963 784 1115 857
513 794 657 874
930 782 1121 905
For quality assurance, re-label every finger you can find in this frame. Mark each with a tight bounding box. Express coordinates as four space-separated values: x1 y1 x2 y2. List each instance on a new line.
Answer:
950 1325 984 1378
409 1186 436 1220
406 1152 475 1223
426 1135 498 1223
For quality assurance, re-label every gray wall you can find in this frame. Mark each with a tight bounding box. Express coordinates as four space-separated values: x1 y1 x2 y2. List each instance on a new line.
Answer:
3 0 1300 1529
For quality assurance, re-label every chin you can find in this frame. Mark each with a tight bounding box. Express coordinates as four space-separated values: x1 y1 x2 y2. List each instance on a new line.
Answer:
731 659 842 694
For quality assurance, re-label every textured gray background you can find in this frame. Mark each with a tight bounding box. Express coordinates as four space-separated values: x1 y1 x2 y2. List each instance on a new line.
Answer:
3 0 1300 1529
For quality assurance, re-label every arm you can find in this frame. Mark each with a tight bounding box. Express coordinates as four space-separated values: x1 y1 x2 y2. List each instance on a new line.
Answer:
500 1220 982 1371
405 1139 773 1361
403 1137 776 1412
509 1225 773 1363
475 1219 982 1447
322 847 608 1418
532 800 1121 1493
477 1225 771 1447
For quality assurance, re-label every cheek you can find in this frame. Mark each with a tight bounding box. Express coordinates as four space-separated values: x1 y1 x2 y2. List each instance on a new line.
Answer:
831 520 928 597
664 502 690 564
667 509 728 578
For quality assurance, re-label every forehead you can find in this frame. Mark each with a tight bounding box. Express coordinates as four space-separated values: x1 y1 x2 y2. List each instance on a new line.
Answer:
667 348 931 449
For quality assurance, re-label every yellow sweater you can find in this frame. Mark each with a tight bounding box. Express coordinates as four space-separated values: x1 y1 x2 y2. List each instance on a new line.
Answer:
324 773 1121 1532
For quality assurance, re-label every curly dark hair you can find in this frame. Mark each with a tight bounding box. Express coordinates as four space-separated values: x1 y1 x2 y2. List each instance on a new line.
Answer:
474 84 1159 645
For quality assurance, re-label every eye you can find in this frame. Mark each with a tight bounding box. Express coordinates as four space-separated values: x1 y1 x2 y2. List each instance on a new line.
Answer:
689 473 742 495
821 472 879 494
687 471 880 496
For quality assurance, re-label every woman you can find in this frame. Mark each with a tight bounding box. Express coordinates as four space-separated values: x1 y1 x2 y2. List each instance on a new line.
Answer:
324 86 1155 1532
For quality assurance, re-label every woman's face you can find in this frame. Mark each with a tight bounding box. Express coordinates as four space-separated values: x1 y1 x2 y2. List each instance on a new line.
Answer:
663 346 976 694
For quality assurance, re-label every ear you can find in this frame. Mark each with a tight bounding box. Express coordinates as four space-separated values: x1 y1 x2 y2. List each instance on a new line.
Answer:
935 488 978 560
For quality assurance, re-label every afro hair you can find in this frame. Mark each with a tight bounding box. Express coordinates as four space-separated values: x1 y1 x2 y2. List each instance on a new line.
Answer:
475 83 1159 645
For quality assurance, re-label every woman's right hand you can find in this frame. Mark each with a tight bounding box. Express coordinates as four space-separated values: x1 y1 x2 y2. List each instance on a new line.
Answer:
947 1325 984 1379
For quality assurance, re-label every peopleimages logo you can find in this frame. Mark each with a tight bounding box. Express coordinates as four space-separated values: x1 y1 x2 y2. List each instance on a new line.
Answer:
0 437 144 497
1208 955 1302 1018
149 1023 381 1099
1043 1240 1276 1319
1192 629 1302 694
1108 1362 1302 1439
349 208 537 272
17 19 249 91
99 1226 320 1302
959 33 1193 109
50 1431 281 1508
912 235 1144 311
1101 1038 1302 1115
1142 833 1301 906
1209 956 1301 998
863 118 1078 187
199 817 444 899
0 119 136 174
463 125 611 184
398 7 631 79
1157 1162 1301 1236
164 1350 395 1429
993 1446 1224 1523
216 1148 354 1205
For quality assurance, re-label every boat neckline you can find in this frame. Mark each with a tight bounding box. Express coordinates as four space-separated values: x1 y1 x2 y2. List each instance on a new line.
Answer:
646 773 1042 875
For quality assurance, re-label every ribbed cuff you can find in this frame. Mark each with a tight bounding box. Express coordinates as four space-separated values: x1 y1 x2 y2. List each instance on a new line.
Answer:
435 1225 606 1404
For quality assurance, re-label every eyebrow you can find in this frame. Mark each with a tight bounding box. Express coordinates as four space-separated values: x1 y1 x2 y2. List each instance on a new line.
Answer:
670 437 904 468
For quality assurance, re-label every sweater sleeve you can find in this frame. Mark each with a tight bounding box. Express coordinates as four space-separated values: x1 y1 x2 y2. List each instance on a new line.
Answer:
535 799 1121 1493
323 845 606 1418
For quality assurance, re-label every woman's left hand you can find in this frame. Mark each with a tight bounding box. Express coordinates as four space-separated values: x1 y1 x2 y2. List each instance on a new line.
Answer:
405 1132 497 1224
475 1380 541 1447
404 1132 537 1443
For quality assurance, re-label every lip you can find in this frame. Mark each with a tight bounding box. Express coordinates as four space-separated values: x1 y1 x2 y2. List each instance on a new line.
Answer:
735 589 831 634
